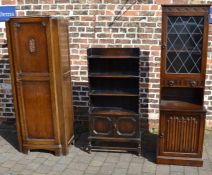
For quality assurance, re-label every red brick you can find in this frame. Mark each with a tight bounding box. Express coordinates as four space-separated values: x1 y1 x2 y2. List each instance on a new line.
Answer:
81 16 95 21
173 0 189 3
39 0 54 3
142 5 149 10
156 0 172 4
151 46 161 50
151 5 159 10
107 5 115 10
156 11 162 16
0 1 211 127
17 11 25 16
1 0 16 5
123 11 138 16
106 10 113 15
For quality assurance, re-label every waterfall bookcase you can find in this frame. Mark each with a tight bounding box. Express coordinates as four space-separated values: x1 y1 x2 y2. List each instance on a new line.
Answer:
87 48 141 155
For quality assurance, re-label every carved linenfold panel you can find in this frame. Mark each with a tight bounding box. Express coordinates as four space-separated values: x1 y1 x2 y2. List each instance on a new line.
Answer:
29 38 36 53
164 115 199 153
163 6 209 13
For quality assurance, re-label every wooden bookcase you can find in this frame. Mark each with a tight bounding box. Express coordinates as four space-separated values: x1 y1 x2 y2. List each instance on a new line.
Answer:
156 5 210 166
87 48 141 155
6 17 74 155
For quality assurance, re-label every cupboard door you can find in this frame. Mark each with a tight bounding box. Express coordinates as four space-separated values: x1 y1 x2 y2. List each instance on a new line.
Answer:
114 116 138 138
90 116 113 137
19 81 54 139
13 21 49 73
159 111 205 158
160 6 209 80
11 19 55 141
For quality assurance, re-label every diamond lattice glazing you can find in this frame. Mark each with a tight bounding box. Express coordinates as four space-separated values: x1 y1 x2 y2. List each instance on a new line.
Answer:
166 16 204 73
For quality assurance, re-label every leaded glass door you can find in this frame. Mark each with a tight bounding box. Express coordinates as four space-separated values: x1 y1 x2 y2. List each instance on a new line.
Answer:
166 16 204 74
161 11 209 78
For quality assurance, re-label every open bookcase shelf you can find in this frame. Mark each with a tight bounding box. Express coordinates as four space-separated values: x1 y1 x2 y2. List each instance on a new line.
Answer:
89 90 138 97
89 73 139 78
90 107 138 116
87 48 141 155
160 100 205 111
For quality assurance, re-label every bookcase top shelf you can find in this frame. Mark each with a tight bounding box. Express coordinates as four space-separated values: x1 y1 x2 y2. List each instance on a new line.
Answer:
87 48 140 57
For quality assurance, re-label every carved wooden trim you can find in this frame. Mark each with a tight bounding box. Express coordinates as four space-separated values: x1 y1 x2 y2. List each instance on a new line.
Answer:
115 117 137 137
162 6 209 13
28 38 36 53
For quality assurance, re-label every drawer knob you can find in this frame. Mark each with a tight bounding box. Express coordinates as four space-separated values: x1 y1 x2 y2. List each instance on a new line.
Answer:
168 80 174 86
190 81 197 87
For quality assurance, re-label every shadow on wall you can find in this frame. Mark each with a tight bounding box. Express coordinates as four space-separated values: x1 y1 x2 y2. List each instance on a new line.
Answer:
140 51 150 132
71 81 89 122
140 50 157 163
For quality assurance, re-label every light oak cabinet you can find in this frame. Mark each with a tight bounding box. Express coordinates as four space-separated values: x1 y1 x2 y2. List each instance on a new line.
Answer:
6 17 74 155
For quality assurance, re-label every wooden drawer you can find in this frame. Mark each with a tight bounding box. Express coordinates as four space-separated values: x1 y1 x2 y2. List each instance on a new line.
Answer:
161 79 204 88
90 115 139 138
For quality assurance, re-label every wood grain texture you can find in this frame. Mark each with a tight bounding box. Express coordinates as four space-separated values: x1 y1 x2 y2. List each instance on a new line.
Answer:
6 17 74 155
157 5 209 166
164 116 198 153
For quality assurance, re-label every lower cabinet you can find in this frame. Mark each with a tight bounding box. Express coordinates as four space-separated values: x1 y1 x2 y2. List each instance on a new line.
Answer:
89 115 141 154
90 115 139 138
157 111 205 166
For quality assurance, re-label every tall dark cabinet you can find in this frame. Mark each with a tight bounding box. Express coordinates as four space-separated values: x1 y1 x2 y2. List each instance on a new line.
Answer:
6 17 74 155
87 48 141 155
157 5 210 166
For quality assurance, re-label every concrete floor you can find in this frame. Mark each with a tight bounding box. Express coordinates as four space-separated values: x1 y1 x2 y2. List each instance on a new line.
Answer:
0 124 212 175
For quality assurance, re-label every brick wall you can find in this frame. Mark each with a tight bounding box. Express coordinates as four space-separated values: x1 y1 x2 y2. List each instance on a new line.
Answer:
0 0 212 129
0 24 14 121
